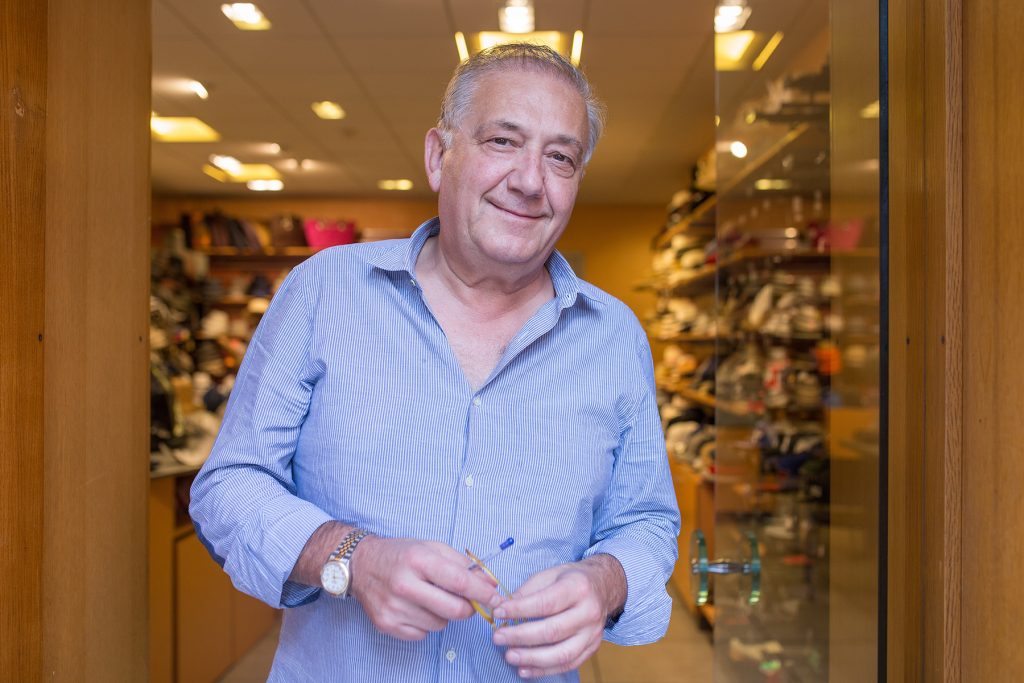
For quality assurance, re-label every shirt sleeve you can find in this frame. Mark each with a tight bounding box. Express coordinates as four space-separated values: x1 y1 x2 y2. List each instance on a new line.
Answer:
189 261 334 609
583 326 681 645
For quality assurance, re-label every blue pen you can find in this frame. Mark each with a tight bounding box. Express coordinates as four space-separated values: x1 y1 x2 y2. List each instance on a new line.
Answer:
467 537 514 570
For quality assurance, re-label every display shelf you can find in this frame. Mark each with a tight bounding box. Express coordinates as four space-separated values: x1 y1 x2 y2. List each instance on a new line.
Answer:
656 195 719 248
648 332 728 345
214 294 270 307
199 246 316 257
660 380 759 417
639 247 834 294
655 124 814 250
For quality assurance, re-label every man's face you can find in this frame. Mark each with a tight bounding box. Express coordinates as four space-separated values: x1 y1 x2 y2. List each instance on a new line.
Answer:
427 67 589 273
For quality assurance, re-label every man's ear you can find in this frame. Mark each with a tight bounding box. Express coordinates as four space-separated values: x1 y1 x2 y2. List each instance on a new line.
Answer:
424 128 446 193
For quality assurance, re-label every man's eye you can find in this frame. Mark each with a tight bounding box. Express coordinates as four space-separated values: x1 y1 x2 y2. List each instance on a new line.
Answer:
551 152 575 166
492 137 511 146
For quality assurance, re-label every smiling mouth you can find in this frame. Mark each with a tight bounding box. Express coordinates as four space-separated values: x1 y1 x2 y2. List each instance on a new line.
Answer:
489 200 543 220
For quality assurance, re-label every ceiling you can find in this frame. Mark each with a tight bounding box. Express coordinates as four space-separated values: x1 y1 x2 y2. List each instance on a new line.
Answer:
151 0 824 205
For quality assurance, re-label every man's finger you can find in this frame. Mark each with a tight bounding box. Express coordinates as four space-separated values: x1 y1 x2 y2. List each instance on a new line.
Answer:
503 631 592 674
404 581 478 622
417 552 502 605
492 610 578 648
492 580 576 621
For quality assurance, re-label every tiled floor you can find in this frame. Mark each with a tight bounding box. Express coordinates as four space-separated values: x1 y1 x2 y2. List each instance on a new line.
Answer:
218 589 713 683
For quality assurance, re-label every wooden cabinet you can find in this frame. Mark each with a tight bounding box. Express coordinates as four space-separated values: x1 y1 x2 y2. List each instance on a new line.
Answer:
149 473 278 683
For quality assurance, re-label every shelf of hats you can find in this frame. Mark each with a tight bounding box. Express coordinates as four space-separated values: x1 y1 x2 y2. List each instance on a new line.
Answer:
149 210 411 478
649 59 880 624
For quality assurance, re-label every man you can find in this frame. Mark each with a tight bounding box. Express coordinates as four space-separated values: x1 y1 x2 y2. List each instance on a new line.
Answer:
191 43 679 682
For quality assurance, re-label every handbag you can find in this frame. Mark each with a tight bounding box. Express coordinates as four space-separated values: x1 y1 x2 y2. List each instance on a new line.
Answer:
303 218 357 250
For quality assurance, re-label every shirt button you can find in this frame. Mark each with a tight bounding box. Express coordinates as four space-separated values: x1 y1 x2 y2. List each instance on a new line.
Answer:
465 475 474 487
410 278 417 287
446 649 456 662
473 397 481 407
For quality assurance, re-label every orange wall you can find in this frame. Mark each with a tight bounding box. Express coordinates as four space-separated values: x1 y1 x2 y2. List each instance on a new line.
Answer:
152 197 662 320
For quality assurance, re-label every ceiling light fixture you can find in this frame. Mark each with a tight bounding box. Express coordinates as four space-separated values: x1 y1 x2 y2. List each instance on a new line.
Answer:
715 0 751 33
754 178 793 191
378 179 413 191
311 101 346 120
455 32 470 62
209 155 242 176
204 157 282 183
570 31 584 66
499 0 534 34
715 30 756 70
752 32 783 70
730 141 748 158
268 142 281 154
150 115 220 142
187 80 209 100
247 179 284 191
221 3 271 30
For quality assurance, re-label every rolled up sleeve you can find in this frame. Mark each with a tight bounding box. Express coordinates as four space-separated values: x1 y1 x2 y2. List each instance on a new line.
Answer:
190 262 333 608
584 334 680 645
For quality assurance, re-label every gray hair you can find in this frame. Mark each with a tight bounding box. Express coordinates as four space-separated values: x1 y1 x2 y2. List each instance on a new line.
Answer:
437 43 606 166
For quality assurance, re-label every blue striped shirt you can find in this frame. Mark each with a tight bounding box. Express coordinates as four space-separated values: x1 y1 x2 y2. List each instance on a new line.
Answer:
190 218 680 683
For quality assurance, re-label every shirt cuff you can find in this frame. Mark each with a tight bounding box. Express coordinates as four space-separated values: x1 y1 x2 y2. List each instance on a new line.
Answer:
584 535 674 645
225 499 335 609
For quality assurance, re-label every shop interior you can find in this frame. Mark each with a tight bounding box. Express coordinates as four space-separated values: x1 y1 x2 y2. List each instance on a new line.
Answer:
147 1 881 681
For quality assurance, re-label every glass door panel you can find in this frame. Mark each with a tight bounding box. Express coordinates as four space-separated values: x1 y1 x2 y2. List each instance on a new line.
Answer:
708 0 882 680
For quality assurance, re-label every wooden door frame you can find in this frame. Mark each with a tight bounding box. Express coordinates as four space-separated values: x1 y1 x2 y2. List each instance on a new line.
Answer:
887 0 963 680
0 0 150 679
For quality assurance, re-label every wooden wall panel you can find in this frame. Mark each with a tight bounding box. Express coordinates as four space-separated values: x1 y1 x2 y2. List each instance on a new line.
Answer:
887 0 928 678
0 1 47 679
41 0 151 679
961 1 1024 679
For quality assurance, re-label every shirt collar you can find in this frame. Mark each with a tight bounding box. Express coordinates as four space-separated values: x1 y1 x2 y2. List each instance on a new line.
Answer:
368 217 584 310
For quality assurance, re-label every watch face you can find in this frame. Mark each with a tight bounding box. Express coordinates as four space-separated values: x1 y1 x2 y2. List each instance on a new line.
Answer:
321 561 350 596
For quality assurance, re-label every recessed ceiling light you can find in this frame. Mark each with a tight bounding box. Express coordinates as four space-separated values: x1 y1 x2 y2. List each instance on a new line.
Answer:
311 101 345 120
570 31 584 66
378 179 413 191
203 158 282 183
499 0 534 34
715 31 756 70
455 32 470 62
188 80 209 100
150 115 220 142
752 32 784 71
247 179 284 191
715 0 751 33
476 31 568 55
209 154 242 175
754 178 792 191
221 3 271 30
729 141 748 158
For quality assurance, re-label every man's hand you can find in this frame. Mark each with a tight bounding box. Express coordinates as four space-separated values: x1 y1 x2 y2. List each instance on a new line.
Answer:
490 554 627 679
350 536 502 641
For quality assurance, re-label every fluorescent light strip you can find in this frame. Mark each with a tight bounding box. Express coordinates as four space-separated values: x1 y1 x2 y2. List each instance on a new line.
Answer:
752 32 783 71
247 179 283 191
455 32 470 62
378 179 413 191
571 31 583 66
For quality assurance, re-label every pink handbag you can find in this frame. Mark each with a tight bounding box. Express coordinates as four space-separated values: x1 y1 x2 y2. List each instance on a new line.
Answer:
303 218 357 250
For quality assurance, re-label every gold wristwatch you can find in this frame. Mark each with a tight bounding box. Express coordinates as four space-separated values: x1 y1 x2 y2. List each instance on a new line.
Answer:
320 528 370 598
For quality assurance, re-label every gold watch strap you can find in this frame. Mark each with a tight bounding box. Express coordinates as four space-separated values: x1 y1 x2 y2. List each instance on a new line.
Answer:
328 528 369 563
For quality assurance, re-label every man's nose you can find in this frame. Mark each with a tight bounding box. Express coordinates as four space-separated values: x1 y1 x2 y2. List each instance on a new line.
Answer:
507 149 544 198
